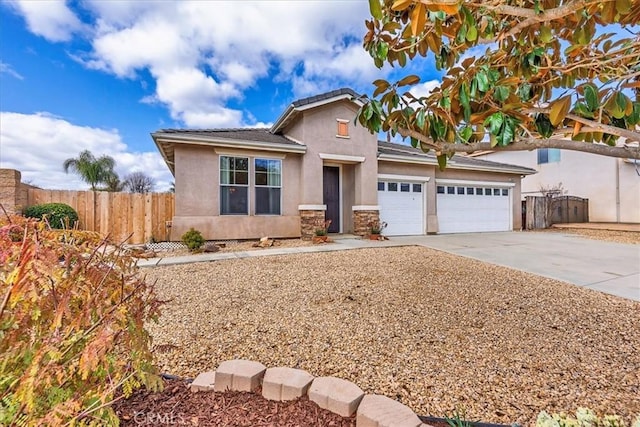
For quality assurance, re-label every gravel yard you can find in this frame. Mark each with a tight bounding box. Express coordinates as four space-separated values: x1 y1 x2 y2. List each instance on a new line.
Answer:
143 246 640 426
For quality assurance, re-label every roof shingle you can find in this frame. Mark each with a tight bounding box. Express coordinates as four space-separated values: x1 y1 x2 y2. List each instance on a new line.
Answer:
154 128 302 146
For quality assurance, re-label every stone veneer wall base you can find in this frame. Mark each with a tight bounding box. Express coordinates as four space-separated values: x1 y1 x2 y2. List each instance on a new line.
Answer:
299 209 326 240
353 210 380 237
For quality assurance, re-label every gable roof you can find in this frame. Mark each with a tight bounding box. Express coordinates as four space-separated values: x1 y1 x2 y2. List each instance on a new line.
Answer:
152 128 306 175
378 141 537 175
271 88 364 133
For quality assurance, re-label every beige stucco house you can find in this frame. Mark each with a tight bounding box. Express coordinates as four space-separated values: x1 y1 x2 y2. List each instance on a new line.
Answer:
152 89 536 240
471 148 640 223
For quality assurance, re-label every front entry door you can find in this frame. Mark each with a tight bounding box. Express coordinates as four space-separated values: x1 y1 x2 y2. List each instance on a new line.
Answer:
322 166 340 233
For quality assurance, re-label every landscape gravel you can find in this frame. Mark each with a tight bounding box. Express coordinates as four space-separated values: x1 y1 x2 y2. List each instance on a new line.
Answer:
142 246 640 426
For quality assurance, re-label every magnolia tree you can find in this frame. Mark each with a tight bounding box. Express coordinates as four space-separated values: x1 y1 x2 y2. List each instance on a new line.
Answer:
358 0 640 168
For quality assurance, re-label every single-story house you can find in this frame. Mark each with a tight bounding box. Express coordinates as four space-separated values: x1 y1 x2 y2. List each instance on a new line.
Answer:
470 148 640 223
152 88 536 240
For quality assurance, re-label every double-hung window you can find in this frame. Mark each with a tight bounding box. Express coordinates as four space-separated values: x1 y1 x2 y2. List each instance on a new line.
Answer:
255 159 281 215
220 156 249 215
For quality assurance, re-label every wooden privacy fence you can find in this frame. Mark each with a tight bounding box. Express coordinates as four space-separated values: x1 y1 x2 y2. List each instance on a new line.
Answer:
27 189 174 244
525 195 588 229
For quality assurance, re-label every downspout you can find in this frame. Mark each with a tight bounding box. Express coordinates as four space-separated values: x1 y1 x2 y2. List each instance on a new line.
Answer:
615 158 621 223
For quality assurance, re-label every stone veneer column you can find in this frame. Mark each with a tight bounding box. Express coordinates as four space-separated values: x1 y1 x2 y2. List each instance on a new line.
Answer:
0 169 23 215
352 206 380 237
298 205 326 240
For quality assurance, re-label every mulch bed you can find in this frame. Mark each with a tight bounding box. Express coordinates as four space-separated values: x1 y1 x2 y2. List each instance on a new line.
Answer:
112 378 355 426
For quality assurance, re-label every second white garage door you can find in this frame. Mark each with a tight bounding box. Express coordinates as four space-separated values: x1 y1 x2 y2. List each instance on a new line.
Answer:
437 182 512 233
378 181 424 235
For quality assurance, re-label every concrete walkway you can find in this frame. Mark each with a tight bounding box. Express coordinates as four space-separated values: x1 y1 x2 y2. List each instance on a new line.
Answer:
138 232 640 302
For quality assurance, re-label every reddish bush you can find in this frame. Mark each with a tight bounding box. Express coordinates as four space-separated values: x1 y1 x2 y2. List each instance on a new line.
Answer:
0 215 162 426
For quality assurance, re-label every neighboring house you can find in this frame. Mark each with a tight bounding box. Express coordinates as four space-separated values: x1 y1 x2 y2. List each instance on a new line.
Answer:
471 148 640 223
152 88 536 241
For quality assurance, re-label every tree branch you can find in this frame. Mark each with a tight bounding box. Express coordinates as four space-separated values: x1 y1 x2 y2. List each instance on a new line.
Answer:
523 108 640 142
398 127 640 159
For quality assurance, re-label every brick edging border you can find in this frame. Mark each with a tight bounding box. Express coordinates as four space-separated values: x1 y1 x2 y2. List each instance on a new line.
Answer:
189 359 429 427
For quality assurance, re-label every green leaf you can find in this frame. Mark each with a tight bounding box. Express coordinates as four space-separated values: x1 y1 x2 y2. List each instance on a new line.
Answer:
535 114 554 138
466 25 478 42
460 126 473 142
484 112 504 135
437 154 447 170
534 0 544 14
540 26 552 43
459 82 471 122
416 109 426 130
475 71 490 93
498 116 516 146
583 84 599 111
368 0 383 20
493 86 509 103
376 42 389 61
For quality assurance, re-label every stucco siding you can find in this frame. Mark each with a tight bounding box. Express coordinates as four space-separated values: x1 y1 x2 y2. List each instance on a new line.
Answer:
290 101 379 206
171 145 304 240
174 145 217 217
475 150 640 223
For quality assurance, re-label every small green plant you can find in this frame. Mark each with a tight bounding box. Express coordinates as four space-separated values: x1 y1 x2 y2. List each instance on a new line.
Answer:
23 203 79 229
181 227 205 251
445 410 473 427
368 219 387 235
314 220 332 236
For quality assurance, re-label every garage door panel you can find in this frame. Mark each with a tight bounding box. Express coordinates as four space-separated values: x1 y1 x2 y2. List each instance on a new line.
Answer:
378 180 424 236
437 184 511 233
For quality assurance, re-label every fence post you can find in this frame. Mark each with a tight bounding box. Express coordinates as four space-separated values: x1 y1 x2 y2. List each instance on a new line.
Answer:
0 169 26 215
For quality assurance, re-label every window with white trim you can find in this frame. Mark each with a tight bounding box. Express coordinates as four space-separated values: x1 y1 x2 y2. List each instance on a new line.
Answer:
220 156 249 215
255 159 281 215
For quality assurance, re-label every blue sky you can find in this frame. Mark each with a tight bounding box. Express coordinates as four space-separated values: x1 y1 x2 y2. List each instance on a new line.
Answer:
0 1 441 190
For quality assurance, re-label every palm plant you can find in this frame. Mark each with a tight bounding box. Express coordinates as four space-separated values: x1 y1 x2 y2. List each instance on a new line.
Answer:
103 171 125 192
63 150 116 191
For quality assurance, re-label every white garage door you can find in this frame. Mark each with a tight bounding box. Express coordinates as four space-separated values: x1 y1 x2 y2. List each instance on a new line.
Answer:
437 183 511 233
378 181 424 235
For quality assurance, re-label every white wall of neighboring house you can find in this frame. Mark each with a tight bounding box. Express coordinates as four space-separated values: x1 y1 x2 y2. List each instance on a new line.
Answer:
474 149 640 223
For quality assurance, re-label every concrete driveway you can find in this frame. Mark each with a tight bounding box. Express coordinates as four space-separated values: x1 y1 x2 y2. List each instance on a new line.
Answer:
395 232 640 301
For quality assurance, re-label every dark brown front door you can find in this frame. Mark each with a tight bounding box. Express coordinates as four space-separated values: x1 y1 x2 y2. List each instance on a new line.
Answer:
323 166 340 233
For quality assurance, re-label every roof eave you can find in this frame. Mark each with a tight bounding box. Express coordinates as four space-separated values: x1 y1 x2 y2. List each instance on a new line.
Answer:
377 153 537 175
151 133 176 176
152 132 307 154
270 94 365 134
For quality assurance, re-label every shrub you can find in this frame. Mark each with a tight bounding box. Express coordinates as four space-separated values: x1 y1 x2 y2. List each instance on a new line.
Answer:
181 227 205 252
0 215 162 426
23 203 79 229
536 408 628 427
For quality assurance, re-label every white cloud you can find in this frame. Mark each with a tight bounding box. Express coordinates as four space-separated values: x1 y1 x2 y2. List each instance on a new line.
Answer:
0 62 24 80
0 112 173 191
410 80 441 99
6 0 83 42
77 1 372 128
8 1 391 128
